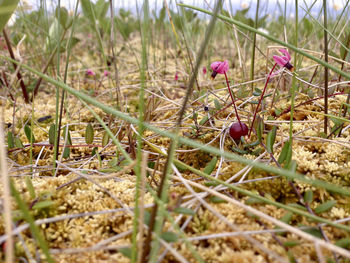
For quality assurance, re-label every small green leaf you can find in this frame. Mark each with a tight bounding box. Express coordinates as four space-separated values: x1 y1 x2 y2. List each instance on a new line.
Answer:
266 126 277 153
209 196 227 203
256 118 264 142
81 0 95 25
287 160 297 172
300 225 323 238
55 6 69 29
280 211 293 224
118 247 132 259
85 123 94 144
199 115 208 125
232 147 248 154
245 197 264 205
335 238 350 248
7 131 14 149
283 240 300 247
204 181 220 187
319 132 327 138
314 200 337 214
14 137 24 148
46 18 63 51
276 211 293 235
330 116 344 127
24 125 35 143
49 124 56 145
0 0 20 32
253 88 262 96
25 176 36 199
245 140 260 148
62 126 72 145
203 157 217 175
161 231 178 243
32 200 55 210
307 89 315 99
173 207 196 216
274 108 282 116
252 148 263 156
95 0 109 20
62 146 70 159
278 140 290 164
214 99 221 110
102 131 109 147
304 190 313 204
92 147 98 156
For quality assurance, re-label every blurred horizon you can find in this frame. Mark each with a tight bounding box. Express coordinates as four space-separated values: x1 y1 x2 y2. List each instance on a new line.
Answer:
22 0 349 19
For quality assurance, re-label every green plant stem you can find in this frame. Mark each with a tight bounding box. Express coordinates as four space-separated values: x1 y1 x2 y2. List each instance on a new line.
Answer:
323 0 329 134
55 0 79 170
250 0 260 93
52 0 61 173
2 55 350 197
178 3 350 80
10 180 54 263
108 0 121 105
143 1 223 262
0 120 13 263
175 3 200 91
32 29 67 98
132 0 148 262
289 0 298 141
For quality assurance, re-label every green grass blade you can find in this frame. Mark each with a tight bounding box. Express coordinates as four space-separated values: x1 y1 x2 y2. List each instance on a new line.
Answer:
10 180 54 262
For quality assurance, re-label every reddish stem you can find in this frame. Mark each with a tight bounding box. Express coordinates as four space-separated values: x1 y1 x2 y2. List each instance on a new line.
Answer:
224 72 242 127
248 63 278 138
2 29 29 103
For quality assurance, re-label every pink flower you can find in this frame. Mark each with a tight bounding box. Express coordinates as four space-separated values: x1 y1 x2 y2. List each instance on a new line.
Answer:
86 69 95 76
175 72 179 81
273 49 293 71
104 70 110 77
210 60 229 79
203 66 207 75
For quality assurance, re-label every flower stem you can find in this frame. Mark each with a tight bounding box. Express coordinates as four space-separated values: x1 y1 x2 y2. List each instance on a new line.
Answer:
323 0 329 135
248 63 278 138
224 72 242 126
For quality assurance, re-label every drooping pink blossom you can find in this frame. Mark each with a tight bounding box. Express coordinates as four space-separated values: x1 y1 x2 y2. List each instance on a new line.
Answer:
210 59 244 133
175 72 179 81
86 69 95 76
273 49 293 71
104 70 110 77
210 60 229 79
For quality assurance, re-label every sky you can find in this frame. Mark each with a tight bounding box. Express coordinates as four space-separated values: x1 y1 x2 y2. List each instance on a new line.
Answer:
22 0 350 18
